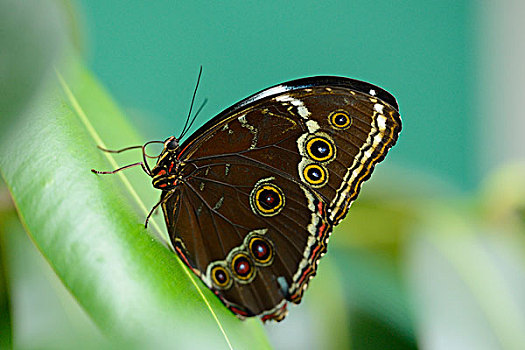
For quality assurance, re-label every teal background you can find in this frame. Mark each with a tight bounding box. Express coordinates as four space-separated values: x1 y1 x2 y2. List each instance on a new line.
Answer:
78 0 475 190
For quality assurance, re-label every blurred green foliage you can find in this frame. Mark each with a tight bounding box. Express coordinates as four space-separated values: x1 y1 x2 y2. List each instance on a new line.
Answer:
1 1 525 350
0 0 67 139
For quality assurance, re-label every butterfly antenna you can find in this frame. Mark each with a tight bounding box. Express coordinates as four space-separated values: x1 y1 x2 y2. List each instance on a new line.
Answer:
180 98 208 139
178 66 203 139
141 140 164 175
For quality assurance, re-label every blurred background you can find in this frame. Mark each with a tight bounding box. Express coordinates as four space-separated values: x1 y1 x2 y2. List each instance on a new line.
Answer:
1 0 525 349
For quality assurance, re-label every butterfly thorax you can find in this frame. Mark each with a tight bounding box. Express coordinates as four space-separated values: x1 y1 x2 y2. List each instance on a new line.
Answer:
151 137 183 190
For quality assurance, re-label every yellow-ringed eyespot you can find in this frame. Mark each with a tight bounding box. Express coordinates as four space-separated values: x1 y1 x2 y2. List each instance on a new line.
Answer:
302 163 328 187
210 264 232 289
328 110 352 130
231 253 255 282
248 236 274 266
250 181 285 217
305 136 335 162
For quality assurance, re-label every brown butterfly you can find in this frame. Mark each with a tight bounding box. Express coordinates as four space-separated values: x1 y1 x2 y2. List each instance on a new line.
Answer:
93 72 401 322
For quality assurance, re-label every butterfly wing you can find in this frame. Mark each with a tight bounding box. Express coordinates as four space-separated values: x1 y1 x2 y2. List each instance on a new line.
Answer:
162 76 401 321
163 164 329 320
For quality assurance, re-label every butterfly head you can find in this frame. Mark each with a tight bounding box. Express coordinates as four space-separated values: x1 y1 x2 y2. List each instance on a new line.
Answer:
150 136 181 190
164 136 180 152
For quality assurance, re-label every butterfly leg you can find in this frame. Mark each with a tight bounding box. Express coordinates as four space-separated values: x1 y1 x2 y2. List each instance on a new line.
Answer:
145 189 177 228
96 145 143 153
92 140 166 176
91 161 150 175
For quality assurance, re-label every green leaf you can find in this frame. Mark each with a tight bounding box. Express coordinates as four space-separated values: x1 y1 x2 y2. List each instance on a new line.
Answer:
1 209 108 350
0 208 13 350
0 59 270 349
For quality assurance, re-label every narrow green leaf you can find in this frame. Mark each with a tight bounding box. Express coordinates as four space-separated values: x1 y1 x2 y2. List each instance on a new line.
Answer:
0 207 13 350
1 209 108 350
0 59 270 349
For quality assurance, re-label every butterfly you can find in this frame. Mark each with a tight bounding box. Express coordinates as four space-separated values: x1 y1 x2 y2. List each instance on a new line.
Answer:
93 72 401 322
